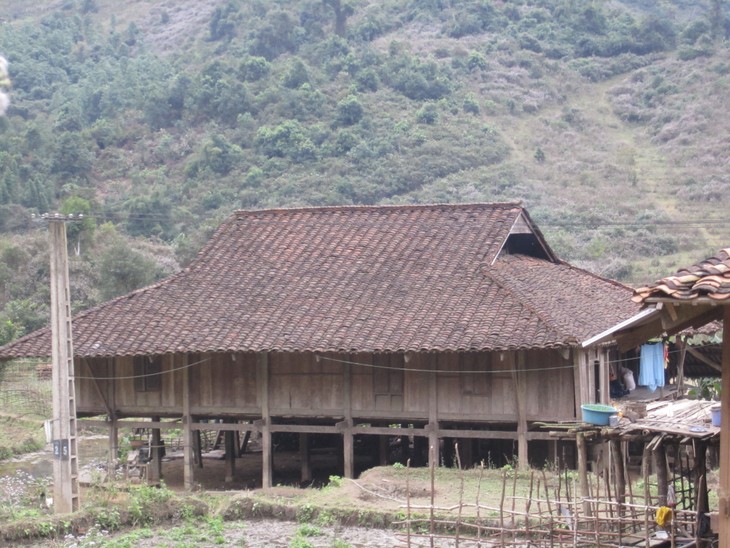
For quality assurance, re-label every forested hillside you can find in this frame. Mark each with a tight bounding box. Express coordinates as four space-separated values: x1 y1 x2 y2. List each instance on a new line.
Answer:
1 0 729 345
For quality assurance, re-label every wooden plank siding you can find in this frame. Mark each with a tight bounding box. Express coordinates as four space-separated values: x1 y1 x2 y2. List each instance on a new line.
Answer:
76 349 580 424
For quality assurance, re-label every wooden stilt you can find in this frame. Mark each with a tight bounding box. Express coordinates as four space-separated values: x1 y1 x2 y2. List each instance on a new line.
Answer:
194 430 203 468
258 352 272 488
428 356 439 469
343 424 354 479
655 442 668 506
577 432 592 517
182 355 194 491
148 416 162 483
300 433 311 483
224 423 235 483
514 351 528 471
610 438 626 507
378 435 388 466
107 357 117 480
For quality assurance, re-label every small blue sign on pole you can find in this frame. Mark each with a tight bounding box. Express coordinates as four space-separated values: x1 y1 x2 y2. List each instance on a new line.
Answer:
52 439 69 461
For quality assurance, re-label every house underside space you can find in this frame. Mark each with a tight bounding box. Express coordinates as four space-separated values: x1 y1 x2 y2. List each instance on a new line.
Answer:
76 347 608 487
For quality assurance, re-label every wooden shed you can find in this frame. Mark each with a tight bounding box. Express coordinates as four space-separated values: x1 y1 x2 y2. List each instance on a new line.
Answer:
0 203 640 488
583 247 730 544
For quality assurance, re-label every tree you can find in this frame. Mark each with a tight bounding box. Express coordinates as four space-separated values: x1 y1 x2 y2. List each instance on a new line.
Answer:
60 196 96 256
256 120 317 161
336 94 364 126
209 2 239 42
323 0 355 37
97 238 165 300
281 59 310 89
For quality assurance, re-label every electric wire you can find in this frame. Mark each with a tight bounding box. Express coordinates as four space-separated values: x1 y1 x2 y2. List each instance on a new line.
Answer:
0 340 721 380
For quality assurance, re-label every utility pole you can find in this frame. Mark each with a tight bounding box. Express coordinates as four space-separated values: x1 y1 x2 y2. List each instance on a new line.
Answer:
44 213 80 513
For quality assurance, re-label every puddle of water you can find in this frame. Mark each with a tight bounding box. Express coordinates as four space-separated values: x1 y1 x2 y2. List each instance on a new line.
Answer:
0 436 110 481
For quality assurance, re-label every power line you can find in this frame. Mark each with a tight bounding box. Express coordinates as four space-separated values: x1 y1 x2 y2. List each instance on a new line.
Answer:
2 341 720 380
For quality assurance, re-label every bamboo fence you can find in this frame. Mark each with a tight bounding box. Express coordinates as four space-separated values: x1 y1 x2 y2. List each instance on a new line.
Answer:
392 444 718 548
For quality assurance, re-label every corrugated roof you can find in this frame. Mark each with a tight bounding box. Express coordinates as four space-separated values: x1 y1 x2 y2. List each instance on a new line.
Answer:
0 203 638 358
633 248 730 302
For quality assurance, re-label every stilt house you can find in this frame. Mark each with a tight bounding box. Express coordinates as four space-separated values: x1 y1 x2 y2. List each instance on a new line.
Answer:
0 203 639 487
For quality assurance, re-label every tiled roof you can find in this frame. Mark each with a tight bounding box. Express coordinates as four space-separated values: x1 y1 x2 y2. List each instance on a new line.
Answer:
0 203 638 358
633 248 730 302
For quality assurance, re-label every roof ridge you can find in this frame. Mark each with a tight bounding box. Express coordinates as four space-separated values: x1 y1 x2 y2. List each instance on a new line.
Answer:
233 202 523 217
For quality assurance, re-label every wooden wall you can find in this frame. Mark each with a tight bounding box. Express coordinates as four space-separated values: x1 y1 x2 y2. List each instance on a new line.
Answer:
76 348 578 423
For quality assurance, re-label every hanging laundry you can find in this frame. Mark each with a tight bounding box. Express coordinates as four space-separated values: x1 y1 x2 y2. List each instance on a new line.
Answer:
639 343 665 392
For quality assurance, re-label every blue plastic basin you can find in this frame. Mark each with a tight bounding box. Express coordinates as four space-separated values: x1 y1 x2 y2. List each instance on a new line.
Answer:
581 403 618 426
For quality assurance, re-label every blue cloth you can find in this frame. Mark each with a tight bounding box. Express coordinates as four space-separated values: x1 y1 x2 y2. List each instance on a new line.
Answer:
639 343 665 392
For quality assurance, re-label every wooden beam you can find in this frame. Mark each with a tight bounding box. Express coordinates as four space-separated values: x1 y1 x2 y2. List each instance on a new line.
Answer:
81 419 182 430
686 345 722 372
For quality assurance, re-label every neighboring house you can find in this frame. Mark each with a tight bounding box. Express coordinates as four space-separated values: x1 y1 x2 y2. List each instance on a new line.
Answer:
0 203 639 487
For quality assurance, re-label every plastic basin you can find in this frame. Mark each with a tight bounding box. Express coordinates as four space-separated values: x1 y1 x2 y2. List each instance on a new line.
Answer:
581 403 618 426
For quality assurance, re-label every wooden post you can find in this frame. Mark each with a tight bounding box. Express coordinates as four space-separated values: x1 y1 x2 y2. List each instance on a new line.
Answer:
342 360 354 479
642 442 652 505
300 433 311 483
414 435 427 467
379 435 389 466
694 440 709 536
428 357 439 468
577 432 592 517
676 338 687 395
459 438 474 469
719 308 730 545
599 349 610 404
513 351 528 471
224 426 235 483
108 417 117 479
49 218 79 513
655 442 668 506
148 416 162 483
258 352 272 488
194 430 203 468
107 358 117 479
573 349 585 417
182 354 194 491
610 438 626 507
343 424 354 479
